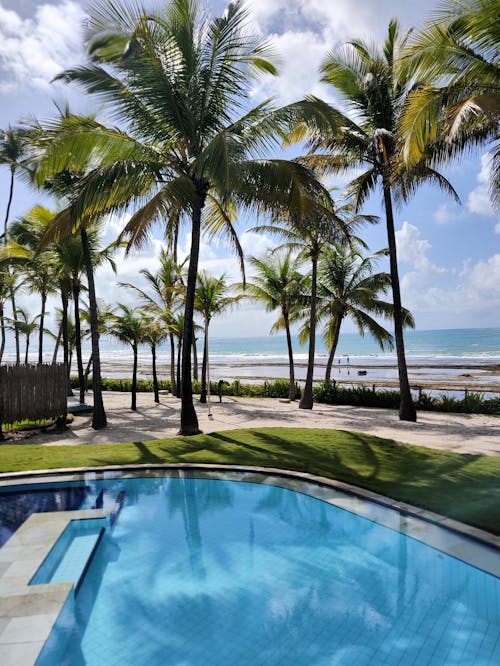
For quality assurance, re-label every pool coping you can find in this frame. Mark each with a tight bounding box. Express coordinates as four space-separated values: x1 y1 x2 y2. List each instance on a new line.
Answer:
0 464 499 665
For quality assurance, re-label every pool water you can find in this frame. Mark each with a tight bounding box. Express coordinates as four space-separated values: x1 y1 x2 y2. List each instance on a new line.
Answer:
32 476 500 666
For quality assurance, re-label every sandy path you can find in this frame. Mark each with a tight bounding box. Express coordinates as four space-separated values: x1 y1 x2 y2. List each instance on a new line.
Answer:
12 391 500 457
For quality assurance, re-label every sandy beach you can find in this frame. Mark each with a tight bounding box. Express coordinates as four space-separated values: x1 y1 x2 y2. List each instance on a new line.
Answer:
14 390 500 457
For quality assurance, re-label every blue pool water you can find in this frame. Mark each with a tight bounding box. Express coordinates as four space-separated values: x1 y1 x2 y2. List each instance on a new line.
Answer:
31 476 500 666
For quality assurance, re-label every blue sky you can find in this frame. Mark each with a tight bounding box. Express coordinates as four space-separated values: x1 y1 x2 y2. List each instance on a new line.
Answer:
0 0 499 338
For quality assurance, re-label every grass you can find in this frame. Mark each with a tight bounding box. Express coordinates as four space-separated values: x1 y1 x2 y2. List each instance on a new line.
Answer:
0 427 499 536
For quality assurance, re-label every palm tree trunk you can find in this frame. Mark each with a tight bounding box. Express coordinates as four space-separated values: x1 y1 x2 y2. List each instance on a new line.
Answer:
0 302 5 364
25 334 30 365
284 311 296 401
72 277 85 404
3 168 14 244
325 317 343 383
131 342 138 411
38 290 47 365
152 343 159 403
81 227 107 429
84 353 93 393
176 337 182 398
61 287 73 397
52 321 62 363
382 181 416 422
299 253 318 410
180 193 204 435
192 336 198 381
200 323 208 404
10 285 20 365
169 332 177 395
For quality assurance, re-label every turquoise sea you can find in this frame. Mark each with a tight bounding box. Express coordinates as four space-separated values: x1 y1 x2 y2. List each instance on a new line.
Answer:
205 327 500 360
2 327 499 390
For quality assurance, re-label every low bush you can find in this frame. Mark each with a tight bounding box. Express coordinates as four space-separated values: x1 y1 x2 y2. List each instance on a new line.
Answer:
70 375 500 415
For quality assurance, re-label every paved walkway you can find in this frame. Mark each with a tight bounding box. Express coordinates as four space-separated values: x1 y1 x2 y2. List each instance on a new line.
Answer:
15 392 500 456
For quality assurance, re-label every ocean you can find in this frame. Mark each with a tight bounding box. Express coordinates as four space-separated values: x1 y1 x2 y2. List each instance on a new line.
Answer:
2 328 500 393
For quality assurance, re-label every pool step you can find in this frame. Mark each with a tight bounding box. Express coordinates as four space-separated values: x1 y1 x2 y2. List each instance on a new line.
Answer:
30 518 105 594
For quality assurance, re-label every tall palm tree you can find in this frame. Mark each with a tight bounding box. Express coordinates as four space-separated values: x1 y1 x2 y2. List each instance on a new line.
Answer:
401 0 500 207
0 126 30 363
0 126 29 245
313 245 415 383
253 203 371 409
120 250 184 397
288 20 459 420
34 0 330 434
244 251 307 401
194 272 240 404
108 304 144 411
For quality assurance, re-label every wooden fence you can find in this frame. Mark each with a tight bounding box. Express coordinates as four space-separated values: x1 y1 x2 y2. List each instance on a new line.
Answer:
0 364 67 434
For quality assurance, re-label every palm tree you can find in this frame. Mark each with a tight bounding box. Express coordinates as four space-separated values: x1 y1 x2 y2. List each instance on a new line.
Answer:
0 126 30 363
0 126 29 245
9 308 41 365
108 305 144 411
401 0 500 207
313 245 415 383
140 314 168 403
34 0 330 434
120 250 184 397
253 203 370 409
194 272 240 404
7 209 58 365
288 20 459 420
244 251 307 401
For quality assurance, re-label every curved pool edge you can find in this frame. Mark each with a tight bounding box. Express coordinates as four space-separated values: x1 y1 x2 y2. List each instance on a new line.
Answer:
1 462 499 553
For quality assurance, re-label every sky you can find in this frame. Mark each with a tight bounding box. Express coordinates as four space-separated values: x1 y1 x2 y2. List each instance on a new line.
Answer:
0 0 499 339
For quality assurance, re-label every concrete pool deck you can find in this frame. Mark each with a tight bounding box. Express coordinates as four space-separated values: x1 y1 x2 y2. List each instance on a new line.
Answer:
13 391 500 457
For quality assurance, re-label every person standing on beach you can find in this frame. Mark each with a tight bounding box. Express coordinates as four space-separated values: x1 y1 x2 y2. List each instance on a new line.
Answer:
218 380 229 403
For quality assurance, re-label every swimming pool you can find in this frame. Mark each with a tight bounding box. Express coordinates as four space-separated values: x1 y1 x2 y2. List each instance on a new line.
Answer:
2 471 500 665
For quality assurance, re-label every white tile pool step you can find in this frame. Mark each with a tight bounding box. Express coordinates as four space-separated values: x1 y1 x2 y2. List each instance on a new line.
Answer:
0 509 108 666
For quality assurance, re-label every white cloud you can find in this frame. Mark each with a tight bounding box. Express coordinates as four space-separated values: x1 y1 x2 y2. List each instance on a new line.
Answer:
0 1 85 92
495 221 500 235
467 153 495 217
399 251 500 328
395 221 445 273
433 203 465 226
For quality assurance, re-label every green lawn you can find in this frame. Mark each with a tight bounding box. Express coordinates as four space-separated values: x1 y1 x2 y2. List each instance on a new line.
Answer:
1 427 499 536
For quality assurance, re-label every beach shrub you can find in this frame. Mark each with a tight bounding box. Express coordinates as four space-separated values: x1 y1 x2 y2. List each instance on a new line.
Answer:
416 393 437 409
314 383 400 409
72 376 172 393
71 375 500 415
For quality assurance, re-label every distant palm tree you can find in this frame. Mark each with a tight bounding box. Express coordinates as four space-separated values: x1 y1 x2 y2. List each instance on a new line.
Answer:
245 251 307 401
288 20 459 420
312 245 415 383
194 272 241 404
108 305 144 411
120 250 184 396
253 202 371 409
140 314 168 403
8 308 41 365
401 0 500 208
35 0 330 434
8 209 58 365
